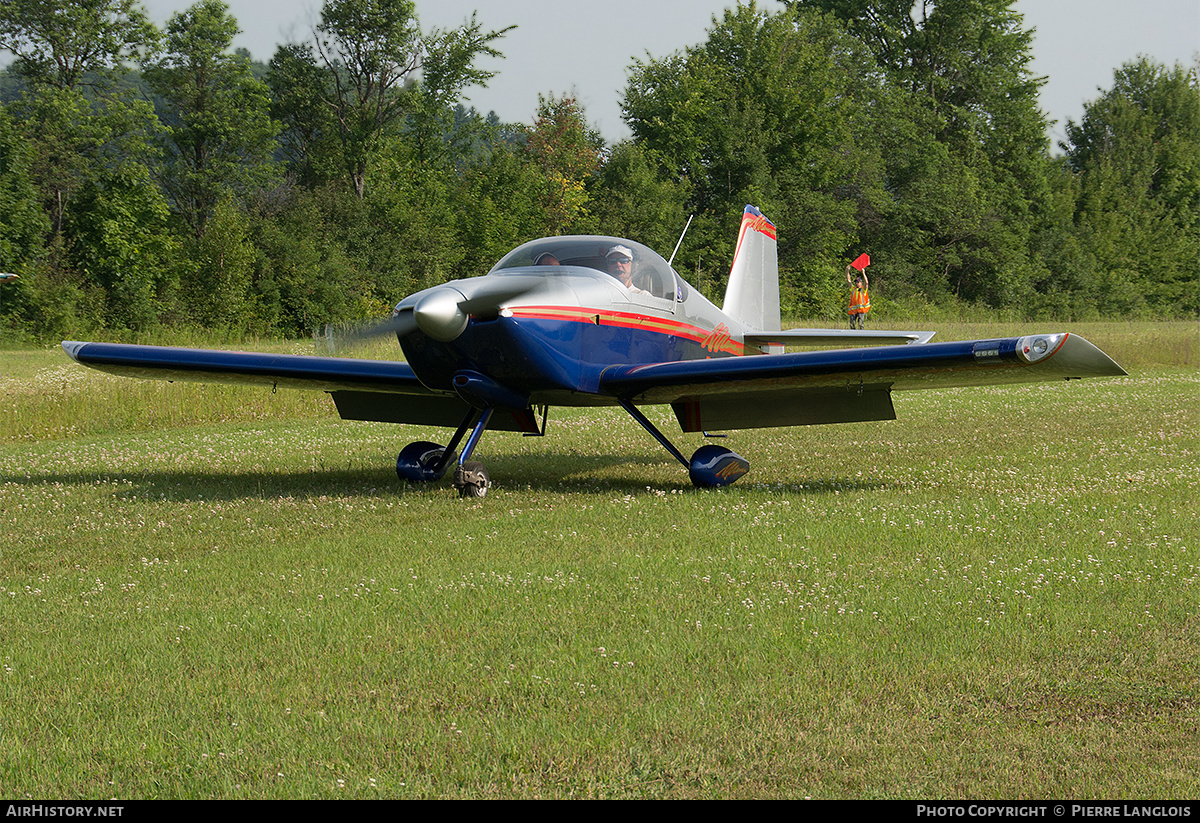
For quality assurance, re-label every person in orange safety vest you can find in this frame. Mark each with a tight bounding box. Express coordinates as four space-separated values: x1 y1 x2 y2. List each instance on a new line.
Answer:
846 265 869 329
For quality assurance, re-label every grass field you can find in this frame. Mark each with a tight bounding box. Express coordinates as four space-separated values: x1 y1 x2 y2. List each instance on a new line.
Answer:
1 321 1196 798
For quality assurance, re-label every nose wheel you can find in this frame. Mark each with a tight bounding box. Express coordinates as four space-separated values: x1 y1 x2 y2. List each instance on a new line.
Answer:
453 461 490 498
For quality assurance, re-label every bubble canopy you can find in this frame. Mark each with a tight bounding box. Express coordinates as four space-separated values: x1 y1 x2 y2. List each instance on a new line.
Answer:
489 236 687 301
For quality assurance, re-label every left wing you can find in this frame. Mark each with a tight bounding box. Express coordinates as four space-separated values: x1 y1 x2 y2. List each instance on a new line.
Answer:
60 341 532 432
600 333 1126 432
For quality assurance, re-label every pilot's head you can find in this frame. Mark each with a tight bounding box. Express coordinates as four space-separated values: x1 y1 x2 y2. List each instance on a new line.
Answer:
606 245 634 287
534 252 560 266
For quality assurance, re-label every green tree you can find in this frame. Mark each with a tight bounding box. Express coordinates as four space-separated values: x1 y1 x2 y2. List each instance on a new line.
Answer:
315 0 420 199
268 44 343 188
521 94 604 235
785 0 1053 310
622 4 884 306
0 104 46 274
0 103 50 334
453 132 548 277
246 185 360 335
143 0 280 238
67 165 180 330
0 0 165 336
783 0 1045 150
589 141 691 260
0 0 158 91
409 17 514 168
306 0 510 198
0 0 161 241
1059 59 1200 317
183 194 257 328
366 139 464 294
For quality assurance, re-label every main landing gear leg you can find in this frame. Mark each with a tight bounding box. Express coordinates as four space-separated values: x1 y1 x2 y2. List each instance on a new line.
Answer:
395 407 493 498
617 399 750 488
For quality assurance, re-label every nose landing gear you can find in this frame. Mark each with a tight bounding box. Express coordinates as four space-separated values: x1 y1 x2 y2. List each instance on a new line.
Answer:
396 406 495 498
452 461 490 498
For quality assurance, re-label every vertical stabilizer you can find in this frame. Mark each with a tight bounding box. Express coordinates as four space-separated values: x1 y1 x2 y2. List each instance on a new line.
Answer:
722 205 780 335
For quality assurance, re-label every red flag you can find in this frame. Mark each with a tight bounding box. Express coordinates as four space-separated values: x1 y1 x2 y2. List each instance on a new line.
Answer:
851 253 870 271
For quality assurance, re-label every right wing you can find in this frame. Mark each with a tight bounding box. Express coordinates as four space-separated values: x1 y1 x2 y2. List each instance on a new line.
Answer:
60 341 534 432
62 341 428 393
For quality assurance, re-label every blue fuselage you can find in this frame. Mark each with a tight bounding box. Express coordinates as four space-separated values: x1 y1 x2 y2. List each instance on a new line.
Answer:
396 266 746 405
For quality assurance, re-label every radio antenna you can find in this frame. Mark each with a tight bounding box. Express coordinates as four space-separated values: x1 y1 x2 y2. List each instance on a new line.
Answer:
667 214 693 266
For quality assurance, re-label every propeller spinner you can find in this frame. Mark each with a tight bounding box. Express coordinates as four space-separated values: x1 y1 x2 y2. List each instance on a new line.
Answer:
405 275 544 343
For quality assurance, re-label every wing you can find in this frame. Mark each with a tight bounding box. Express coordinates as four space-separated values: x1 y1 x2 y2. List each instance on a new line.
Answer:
62 341 429 393
599 333 1126 432
60 341 534 432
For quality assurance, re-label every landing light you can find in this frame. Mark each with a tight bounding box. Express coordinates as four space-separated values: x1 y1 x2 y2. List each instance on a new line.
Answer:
1016 334 1064 364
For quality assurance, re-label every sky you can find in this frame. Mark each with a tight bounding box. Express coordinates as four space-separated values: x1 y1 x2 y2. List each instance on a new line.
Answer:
107 0 1200 145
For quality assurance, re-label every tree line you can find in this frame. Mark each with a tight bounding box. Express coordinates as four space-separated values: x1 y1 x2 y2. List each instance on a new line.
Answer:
1 0 1196 342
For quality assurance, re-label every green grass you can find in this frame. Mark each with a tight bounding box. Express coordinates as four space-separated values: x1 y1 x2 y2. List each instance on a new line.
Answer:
1 322 1196 798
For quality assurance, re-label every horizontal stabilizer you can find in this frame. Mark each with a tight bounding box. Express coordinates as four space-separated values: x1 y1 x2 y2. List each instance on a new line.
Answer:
743 328 936 348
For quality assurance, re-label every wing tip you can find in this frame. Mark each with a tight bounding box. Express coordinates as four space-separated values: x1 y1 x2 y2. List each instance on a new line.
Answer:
1038 333 1128 377
61 341 88 362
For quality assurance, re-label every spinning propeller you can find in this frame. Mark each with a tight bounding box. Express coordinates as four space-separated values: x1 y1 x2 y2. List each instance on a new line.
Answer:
323 275 543 351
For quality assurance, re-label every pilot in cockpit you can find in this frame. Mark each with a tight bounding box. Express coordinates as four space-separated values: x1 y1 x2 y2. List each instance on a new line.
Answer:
605 245 648 295
533 251 560 266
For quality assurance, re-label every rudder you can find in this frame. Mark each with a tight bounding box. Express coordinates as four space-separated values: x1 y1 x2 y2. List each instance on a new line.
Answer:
721 205 780 336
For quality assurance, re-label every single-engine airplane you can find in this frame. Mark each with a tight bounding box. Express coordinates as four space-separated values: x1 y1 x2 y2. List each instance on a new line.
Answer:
63 206 1126 497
